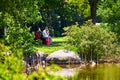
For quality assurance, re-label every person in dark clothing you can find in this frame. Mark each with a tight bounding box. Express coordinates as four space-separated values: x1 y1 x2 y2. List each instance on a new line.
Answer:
35 28 42 41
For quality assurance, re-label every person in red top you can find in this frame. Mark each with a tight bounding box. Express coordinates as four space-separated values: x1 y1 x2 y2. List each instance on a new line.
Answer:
35 28 42 41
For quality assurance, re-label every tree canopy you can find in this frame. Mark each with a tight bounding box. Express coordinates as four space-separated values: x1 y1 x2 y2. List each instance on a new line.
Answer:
0 0 43 37
98 0 120 40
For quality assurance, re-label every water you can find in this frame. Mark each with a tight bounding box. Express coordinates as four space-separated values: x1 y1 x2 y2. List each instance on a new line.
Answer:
49 64 120 80
73 64 120 80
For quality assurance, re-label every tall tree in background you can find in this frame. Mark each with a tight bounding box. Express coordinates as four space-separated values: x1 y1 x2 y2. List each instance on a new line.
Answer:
68 0 100 24
88 0 99 24
38 0 85 36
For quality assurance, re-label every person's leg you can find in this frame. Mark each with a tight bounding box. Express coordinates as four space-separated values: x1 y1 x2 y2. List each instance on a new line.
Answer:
42 37 46 44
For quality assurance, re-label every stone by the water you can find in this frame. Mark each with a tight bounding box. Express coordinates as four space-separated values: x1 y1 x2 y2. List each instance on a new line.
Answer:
46 50 81 64
24 51 48 66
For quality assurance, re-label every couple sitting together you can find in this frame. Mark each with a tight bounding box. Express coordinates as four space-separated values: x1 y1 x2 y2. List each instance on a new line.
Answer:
35 27 52 45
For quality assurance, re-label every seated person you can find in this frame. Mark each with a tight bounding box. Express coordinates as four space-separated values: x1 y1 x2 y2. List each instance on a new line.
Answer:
42 27 52 45
35 28 42 41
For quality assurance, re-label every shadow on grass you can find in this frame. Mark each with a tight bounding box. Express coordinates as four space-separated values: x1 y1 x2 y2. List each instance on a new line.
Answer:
52 41 66 46
35 37 67 49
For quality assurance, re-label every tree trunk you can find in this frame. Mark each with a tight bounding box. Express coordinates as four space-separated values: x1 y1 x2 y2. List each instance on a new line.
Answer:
89 0 98 24
4 26 7 36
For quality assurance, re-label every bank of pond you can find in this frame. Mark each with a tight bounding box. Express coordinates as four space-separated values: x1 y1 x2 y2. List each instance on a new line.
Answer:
49 63 120 80
23 50 120 80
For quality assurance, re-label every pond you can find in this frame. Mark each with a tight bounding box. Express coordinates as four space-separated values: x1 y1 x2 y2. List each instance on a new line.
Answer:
49 63 120 80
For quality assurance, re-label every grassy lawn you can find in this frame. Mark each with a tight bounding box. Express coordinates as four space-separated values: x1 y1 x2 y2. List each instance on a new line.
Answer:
35 37 66 54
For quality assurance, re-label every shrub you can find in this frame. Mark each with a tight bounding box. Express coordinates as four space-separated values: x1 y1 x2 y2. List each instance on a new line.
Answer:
0 43 10 63
6 25 34 48
0 43 26 80
5 24 36 56
64 21 120 62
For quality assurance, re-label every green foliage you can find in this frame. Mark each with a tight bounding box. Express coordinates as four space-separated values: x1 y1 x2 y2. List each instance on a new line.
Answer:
34 40 42 46
0 0 43 38
38 0 88 37
5 24 37 57
68 0 90 17
6 25 34 48
0 43 26 80
0 55 26 80
0 43 10 63
64 20 120 61
0 43 67 80
97 0 120 40
97 0 120 23
0 55 67 80
0 0 42 55
0 0 42 24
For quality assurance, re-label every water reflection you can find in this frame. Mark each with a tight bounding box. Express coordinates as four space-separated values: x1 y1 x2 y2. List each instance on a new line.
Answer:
48 64 81 77
48 64 120 80
73 64 120 80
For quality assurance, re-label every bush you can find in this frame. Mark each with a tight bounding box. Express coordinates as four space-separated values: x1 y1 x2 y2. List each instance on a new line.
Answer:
5 24 36 56
0 43 26 80
6 25 34 48
64 20 120 62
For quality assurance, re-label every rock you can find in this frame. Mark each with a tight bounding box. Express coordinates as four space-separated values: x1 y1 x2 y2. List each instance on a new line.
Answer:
89 61 96 67
24 51 48 66
46 50 81 64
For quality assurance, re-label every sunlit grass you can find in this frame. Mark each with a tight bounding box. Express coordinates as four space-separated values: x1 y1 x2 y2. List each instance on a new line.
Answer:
35 37 66 54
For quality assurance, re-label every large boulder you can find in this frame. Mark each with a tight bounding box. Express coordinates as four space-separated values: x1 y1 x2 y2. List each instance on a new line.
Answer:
46 50 81 64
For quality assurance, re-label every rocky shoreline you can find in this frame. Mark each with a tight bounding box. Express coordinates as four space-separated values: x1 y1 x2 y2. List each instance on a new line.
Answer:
23 50 120 74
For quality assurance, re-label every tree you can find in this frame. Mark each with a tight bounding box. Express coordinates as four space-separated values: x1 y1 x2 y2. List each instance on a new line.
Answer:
0 0 43 38
67 0 120 41
37 0 85 36
67 0 101 24
88 0 99 24
97 0 120 41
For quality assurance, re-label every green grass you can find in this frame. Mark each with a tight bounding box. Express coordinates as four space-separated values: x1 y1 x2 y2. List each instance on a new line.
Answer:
35 37 66 54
